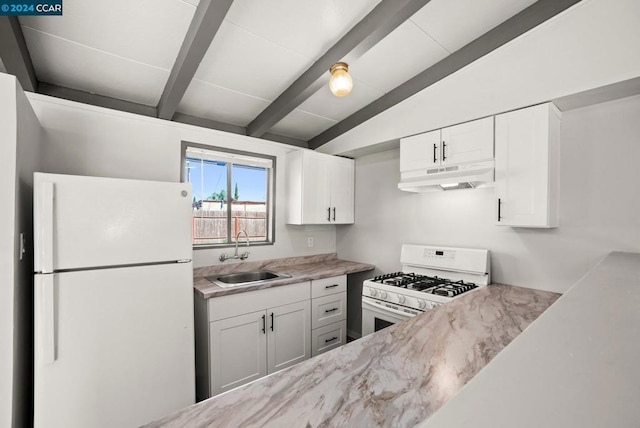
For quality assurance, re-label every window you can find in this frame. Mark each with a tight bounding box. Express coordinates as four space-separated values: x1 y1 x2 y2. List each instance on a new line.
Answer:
182 143 275 247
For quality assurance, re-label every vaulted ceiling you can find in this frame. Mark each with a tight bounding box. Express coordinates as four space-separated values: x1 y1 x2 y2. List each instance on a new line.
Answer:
0 0 628 152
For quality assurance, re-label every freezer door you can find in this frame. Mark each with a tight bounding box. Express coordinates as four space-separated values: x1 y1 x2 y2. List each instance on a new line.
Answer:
34 262 195 428
34 173 192 272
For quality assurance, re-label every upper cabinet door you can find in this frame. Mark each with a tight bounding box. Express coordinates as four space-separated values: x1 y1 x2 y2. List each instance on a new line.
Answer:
300 153 331 224
329 157 354 224
441 117 494 165
400 130 441 171
495 103 560 228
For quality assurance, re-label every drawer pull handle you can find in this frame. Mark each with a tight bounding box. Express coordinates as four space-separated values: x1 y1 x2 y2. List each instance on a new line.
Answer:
325 284 339 289
325 308 339 313
325 336 338 344
261 314 266 334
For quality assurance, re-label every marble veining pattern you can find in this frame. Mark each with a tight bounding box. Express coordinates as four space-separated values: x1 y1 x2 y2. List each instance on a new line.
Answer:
147 284 559 427
194 253 374 299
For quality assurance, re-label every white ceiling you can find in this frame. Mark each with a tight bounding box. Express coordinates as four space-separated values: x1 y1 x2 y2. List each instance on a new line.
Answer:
319 0 640 156
9 0 637 148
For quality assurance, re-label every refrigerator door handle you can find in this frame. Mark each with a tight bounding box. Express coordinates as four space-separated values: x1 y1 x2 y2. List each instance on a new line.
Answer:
36 274 56 364
37 182 55 273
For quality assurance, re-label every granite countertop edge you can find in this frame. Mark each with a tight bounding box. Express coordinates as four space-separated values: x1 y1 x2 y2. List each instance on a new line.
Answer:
193 254 375 299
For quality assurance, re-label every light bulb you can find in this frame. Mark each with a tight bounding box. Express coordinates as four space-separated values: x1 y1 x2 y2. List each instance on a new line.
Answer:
329 62 353 97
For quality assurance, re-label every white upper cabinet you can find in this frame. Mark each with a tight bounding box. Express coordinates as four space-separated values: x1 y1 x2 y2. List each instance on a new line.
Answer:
400 117 494 173
400 129 440 172
495 103 560 228
286 150 354 224
441 117 494 165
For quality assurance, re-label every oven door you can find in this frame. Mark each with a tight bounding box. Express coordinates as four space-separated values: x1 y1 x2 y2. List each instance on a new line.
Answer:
361 296 415 336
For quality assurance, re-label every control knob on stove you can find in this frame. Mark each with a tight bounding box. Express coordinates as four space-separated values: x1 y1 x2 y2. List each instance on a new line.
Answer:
379 290 388 299
368 288 377 297
397 294 406 304
418 299 427 310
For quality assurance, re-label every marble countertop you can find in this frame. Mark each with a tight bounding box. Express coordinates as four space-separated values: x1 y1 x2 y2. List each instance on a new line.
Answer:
147 283 559 427
193 253 374 299
420 252 640 428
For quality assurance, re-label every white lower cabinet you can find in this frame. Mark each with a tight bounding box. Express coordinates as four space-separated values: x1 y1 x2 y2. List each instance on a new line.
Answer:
209 310 267 394
267 300 310 373
311 293 347 329
194 282 311 399
311 275 347 356
311 320 347 356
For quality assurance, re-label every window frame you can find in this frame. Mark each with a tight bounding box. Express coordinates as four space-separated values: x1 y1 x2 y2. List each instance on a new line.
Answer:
180 141 276 249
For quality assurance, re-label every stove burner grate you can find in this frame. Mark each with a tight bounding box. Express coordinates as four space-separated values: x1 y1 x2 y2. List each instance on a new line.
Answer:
372 272 478 297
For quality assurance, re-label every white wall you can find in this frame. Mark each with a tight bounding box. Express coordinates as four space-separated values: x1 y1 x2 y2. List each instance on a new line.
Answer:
337 94 640 294
0 73 43 428
13 79 43 428
0 72 19 428
26 93 336 267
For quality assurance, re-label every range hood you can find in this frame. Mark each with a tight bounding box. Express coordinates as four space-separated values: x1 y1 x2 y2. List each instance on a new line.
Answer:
398 159 494 192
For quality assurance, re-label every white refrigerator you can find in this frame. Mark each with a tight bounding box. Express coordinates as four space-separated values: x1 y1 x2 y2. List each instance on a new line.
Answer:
33 173 195 427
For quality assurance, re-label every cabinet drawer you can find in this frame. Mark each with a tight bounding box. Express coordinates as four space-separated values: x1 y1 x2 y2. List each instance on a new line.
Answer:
311 320 346 356
311 275 346 299
311 292 346 329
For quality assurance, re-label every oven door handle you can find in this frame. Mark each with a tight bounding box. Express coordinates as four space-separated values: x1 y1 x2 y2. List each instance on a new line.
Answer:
362 297 418 318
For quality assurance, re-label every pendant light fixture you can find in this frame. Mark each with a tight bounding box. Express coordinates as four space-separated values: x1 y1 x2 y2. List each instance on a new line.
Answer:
329 62 353 97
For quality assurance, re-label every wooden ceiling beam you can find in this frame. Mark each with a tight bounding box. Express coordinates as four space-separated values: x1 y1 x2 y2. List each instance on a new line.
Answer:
246 0 435 139
157 0 234 120
0 16 37 92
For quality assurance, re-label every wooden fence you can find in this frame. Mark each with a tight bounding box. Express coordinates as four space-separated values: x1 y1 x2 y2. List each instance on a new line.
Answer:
192 205 267 245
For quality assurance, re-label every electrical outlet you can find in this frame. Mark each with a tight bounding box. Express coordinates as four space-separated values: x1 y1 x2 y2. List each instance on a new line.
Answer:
307 237 314 248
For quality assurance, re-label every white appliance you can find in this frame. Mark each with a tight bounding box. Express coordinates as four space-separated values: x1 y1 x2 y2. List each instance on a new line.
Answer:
33 173 195 428
397 159 494 192
362 245 490 336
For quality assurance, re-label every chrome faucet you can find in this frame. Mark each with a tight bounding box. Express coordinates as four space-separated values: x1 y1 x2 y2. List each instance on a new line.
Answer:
219 230 250 262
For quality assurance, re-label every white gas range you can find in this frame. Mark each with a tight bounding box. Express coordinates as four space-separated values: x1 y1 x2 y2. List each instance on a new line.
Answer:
362 244 490 336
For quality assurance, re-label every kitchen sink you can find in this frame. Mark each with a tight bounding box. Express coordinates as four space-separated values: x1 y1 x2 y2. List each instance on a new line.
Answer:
206 270 291 287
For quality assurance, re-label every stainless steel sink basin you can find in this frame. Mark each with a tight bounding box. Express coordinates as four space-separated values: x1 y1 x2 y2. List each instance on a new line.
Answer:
206 270 291 287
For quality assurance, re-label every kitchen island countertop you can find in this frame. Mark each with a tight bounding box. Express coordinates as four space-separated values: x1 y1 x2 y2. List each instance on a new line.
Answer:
420 251 640 428
148 282 559 427
193 253 374 299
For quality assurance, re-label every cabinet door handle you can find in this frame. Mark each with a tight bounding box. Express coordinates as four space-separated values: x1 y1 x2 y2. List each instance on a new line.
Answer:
325 307 339 314
442 141 447 161
433 143 437 163
270 312 274 331
332 207 336 221
327 207 331 222
325 336 338 344
497 198 502 222
325 284 339 289
262 314 266 334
